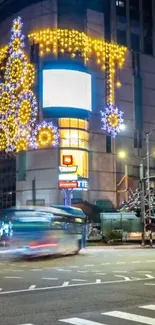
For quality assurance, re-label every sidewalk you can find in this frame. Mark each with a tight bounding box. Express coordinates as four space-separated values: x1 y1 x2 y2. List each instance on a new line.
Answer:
82 244 153 252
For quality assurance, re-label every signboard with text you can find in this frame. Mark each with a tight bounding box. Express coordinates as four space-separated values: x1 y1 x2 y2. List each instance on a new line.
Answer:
58 181 78 189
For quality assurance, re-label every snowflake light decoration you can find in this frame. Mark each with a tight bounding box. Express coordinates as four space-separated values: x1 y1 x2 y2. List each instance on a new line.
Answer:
100 105 124 137
31 121 59 149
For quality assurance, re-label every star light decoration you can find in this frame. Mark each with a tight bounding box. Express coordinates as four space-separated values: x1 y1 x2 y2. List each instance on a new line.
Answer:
0 16 58 152
100 105 124 137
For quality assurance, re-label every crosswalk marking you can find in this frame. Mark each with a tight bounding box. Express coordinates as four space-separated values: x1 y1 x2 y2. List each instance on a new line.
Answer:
140 304 155 311
60 318 106 325
103 311 155 324
59 303 155 325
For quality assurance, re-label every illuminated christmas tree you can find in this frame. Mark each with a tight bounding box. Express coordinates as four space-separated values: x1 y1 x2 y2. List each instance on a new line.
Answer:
0 17 58 153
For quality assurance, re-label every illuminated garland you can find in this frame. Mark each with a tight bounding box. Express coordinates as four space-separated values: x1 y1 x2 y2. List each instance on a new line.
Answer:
5 52 27 89
0 17 39 152
17 90 38 127
9 17 24 55
22 63 35 89
0 123 10 151
4 115 18 147
11 17 23 36
0 85 16 120
16 137 28 152
31 121 59 149
100 105 124 137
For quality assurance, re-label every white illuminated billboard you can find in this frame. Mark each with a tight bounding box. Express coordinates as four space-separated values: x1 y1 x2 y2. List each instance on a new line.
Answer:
43 69 92 111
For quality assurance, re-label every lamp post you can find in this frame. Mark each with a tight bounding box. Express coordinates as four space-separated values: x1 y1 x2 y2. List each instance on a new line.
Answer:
145 129 155 245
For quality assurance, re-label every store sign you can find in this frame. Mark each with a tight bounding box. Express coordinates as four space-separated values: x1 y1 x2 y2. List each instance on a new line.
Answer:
58 181 78 189
59 173 78 181
76 180 88 190
59 166 77 173
63 155 73 166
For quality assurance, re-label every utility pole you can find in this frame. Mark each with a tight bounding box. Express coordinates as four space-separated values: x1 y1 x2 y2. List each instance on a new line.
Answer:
146 132 153 246
140 162 145 245
146 133 151 219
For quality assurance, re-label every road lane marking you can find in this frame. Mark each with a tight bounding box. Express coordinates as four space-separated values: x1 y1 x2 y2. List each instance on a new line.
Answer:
11 269 23 272
115 275 131 281
5 276 22 279
60 317 105 324
77 270 88 273
113 270 128 273
116 262 126 264
96 273 105 275
69 266 78 268
62 281 69 286
140 304 155 310
0 276 154 295
72 279 87 282
84 264 94 267
42 277 58 280
103 310 155 324
56 269 72 272
145 274 154 279
144 283 155 286
96 279 101 283
137 271 152 273
31 269 43 271
28 285 36 290
146 260 155 263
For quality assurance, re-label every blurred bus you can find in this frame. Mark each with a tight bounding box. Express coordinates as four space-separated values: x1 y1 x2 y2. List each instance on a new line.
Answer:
2 205 86 258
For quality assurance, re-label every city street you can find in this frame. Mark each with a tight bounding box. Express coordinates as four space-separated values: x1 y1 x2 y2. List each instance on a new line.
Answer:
0 248 155 324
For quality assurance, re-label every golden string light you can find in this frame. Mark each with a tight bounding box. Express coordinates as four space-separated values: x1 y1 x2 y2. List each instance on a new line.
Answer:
18 99 31 125
16 137 28 152
0 91 11 115
0 127 7 151
12 38 21 52
108 113 119 127
28 28 127 106
37 127 55 148
22 63 35 89
4 115 18 143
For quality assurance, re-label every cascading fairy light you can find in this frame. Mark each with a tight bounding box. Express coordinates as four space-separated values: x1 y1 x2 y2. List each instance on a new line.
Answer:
27 28 127 138
100 44 124 137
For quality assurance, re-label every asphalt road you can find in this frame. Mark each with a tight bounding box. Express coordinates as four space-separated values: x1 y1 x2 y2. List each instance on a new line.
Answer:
1 247 155 324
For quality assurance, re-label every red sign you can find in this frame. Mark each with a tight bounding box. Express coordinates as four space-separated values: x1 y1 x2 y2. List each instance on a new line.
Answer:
58 181 78 189
62 155 73 166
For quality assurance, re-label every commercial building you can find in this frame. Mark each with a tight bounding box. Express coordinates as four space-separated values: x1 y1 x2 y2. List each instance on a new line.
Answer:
0 0 154 209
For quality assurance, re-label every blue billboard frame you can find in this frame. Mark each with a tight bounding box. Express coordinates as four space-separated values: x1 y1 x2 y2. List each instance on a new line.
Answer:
40 61 92 119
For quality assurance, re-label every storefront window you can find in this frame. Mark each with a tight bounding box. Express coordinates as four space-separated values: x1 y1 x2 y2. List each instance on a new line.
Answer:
59 118 89 130
59 129 89 149
70 119 78 128
60 149 88 178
